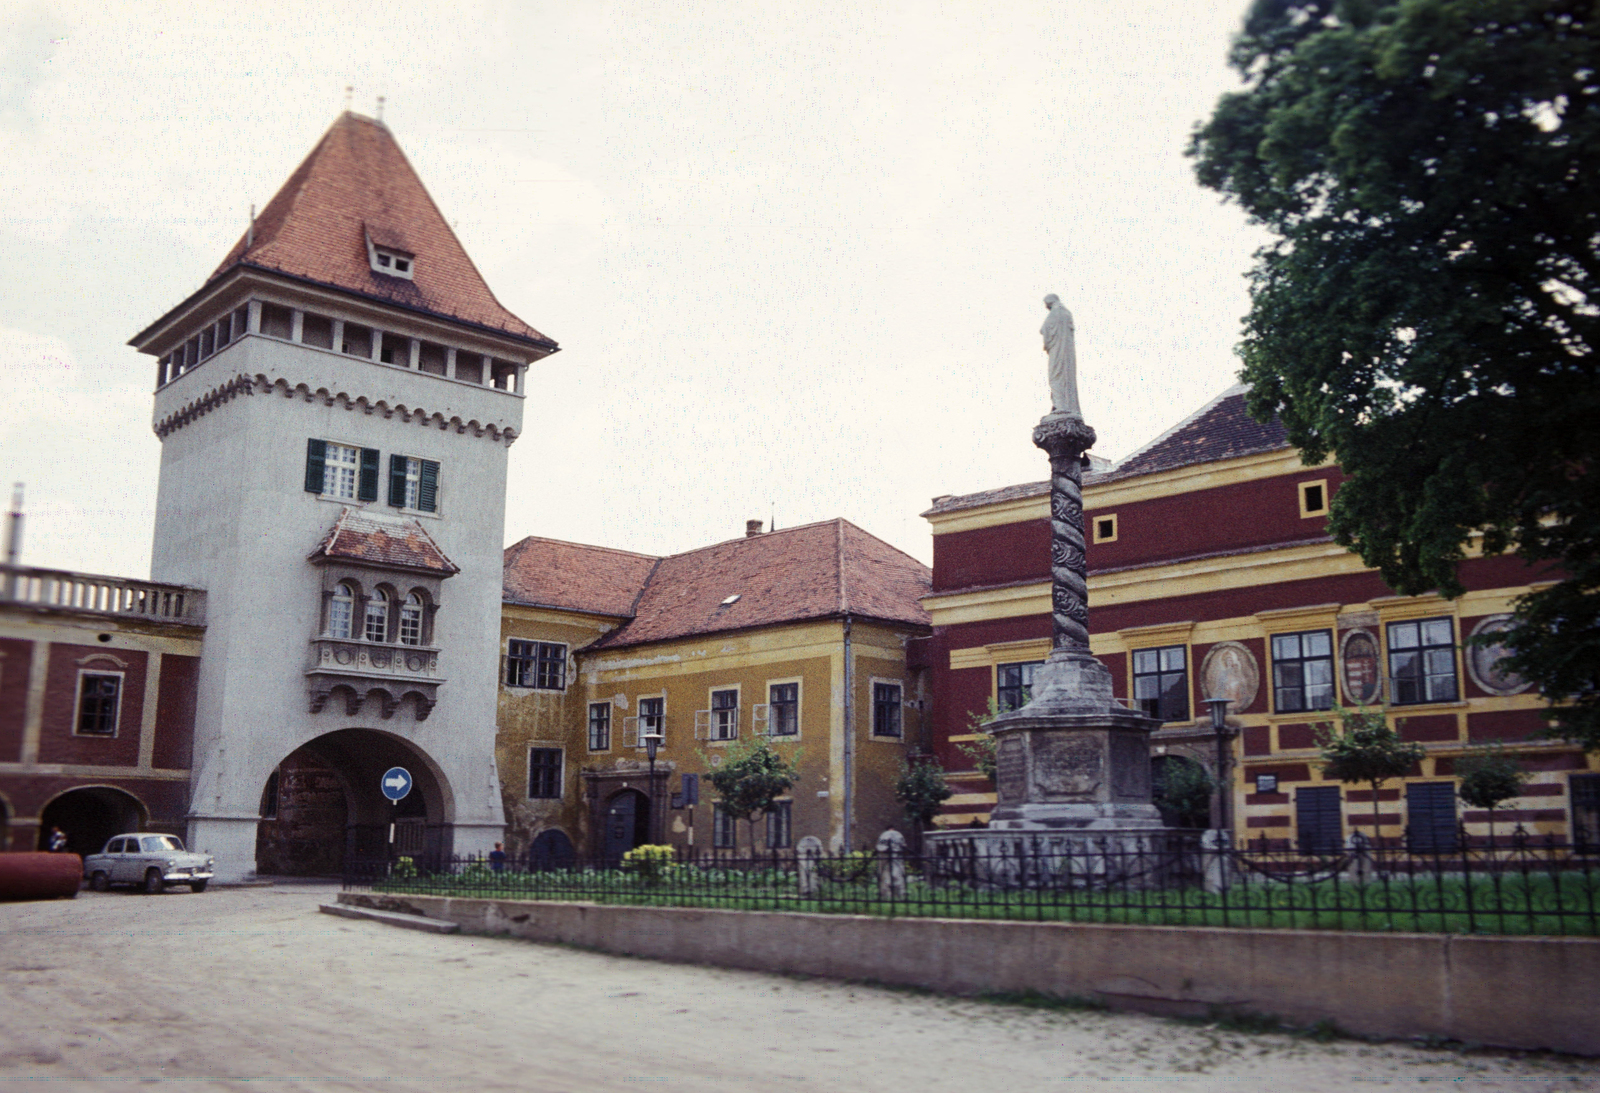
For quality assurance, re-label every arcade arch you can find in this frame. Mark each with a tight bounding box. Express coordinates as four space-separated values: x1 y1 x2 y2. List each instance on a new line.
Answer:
38 786 147 856
254 728 454 876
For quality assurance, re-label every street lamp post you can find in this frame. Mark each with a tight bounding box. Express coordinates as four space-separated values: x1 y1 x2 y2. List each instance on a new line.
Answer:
1203 697 1237 842
642 730 663 845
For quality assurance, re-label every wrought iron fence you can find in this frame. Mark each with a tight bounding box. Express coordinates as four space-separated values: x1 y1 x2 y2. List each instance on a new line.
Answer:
342 830 1600 936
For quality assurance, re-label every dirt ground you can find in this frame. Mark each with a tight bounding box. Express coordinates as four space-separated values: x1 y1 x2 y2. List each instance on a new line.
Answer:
1 883 1597 1092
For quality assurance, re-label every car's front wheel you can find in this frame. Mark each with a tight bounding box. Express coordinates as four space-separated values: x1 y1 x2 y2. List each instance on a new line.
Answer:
189 880 208 893
143 868 164 895
89 871 110 893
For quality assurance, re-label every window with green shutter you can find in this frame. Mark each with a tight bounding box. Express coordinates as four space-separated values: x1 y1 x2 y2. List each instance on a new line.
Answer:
307 439 378 501
387 454 441 512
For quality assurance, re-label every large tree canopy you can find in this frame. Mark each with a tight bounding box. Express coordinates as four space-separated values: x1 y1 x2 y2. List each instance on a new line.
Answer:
1191 0 1599 746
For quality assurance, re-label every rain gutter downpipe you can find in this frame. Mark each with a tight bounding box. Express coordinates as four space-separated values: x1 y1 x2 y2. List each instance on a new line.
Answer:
842 613 854 852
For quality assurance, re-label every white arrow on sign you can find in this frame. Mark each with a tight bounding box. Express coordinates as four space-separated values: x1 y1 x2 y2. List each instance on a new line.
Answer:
384 772 409 791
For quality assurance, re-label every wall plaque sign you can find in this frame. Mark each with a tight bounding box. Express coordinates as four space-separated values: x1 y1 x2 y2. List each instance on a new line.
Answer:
1340 629 1382 705
1466 615 1532 696
1199 641 1259 713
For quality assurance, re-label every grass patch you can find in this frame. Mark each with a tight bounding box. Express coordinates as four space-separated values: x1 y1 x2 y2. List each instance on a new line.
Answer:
362 864 1600 936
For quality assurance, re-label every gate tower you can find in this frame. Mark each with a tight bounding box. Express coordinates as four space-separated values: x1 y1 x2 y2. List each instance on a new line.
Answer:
130 113 558 880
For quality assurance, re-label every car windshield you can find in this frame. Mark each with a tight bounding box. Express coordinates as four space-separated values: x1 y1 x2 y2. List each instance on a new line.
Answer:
141 836 185 852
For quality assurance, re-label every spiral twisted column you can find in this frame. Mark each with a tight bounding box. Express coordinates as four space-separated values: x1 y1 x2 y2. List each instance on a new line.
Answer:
1032 415 1097 653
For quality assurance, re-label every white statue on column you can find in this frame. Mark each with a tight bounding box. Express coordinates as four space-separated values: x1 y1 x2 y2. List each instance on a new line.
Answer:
1041 293 1080 418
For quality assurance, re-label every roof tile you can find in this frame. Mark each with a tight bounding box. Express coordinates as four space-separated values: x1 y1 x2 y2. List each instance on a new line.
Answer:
923 388 1288 516
311 508 459 574
502 537 660 617
210 113 553 347
502 519 931 647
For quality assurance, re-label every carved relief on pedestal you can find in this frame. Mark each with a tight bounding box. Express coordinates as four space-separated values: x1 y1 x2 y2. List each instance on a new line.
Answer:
1110 733 1151 799
995 735 1027 804
1031 735 1103 800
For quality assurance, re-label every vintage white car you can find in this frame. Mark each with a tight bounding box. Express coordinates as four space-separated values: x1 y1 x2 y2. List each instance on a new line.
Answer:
83 833 215 894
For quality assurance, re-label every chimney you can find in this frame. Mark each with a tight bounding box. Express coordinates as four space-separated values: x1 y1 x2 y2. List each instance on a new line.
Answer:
745 520 764 538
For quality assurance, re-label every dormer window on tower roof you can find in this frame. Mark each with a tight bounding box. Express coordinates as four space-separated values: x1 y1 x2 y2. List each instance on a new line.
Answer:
369 243 414 280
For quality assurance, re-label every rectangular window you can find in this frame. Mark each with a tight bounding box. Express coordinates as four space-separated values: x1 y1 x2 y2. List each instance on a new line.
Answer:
710 688 738 741
1271 630 1335 713
712 804 735 849
638 696 665 746
306 439 378 502
768 682 799 736
364 593 388 643
766 800 792 849
996 661 1043 712
1388 617 1458 705
536 643 565 690
588 702 612 751
872 682 903 738
505 640 567 690
1405 782 1459 852
1296 785 1343 854
388 455 440 513
76 673 121 736
528 748 562 799
1132 645 1189 722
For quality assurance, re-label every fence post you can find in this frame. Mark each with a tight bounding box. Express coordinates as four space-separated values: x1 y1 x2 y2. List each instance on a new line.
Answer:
1201 828 1231 894
876 829 907 900
797 836 822 897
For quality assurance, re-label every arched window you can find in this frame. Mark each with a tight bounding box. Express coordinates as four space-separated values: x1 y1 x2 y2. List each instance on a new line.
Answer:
399 593 425 646
329 583 356 639
365 588 390 643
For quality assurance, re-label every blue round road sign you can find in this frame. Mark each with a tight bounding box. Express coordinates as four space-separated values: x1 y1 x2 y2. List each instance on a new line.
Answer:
381 767 412 802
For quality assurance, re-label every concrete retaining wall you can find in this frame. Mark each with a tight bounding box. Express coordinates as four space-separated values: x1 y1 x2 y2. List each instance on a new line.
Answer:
337 892 1599 1055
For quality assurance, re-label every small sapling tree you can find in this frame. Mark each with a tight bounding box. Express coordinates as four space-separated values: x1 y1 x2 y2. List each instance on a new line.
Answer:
705 737 801 853
1455 744 1529 848
1317 707 1425 846
894 754 952 853
957 697 1001 784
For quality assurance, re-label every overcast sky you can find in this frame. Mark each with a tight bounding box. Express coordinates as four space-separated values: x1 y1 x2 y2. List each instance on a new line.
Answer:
1 0 1269 575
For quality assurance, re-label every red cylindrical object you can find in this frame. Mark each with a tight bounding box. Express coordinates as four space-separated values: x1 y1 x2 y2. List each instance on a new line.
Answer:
0 853 82 901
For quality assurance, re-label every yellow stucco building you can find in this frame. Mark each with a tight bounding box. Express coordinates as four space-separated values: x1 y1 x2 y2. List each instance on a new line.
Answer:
496 519 932 862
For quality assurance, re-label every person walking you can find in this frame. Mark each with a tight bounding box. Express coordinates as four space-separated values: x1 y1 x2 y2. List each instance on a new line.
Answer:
47 827 68 852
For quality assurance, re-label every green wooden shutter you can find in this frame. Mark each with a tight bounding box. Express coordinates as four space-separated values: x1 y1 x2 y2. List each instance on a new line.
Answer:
418 460 439 513
304 438 327 493
358 448 380 502
388 454 407 507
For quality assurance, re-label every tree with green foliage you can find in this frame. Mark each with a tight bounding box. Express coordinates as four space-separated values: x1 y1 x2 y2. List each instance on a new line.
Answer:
704 737 801 852
1190 0 1600 748
894 755 953 844
1455 743 1529 845
1317 707 1426 843
1152 758 1216 829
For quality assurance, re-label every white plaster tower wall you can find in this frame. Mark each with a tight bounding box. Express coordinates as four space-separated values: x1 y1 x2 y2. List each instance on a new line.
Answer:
133 113 554 881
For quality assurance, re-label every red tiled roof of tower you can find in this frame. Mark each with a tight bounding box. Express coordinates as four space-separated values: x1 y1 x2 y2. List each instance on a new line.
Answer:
586 519 931 649
502 537 661 617
210 112 554 347
311 509 459 574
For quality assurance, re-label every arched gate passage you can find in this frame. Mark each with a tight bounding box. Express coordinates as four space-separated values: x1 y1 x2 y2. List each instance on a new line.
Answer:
38 787 147 856
255 729 453 876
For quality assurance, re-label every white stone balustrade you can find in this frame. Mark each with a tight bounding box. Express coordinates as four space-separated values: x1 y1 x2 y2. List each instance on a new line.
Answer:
0 564 205 624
